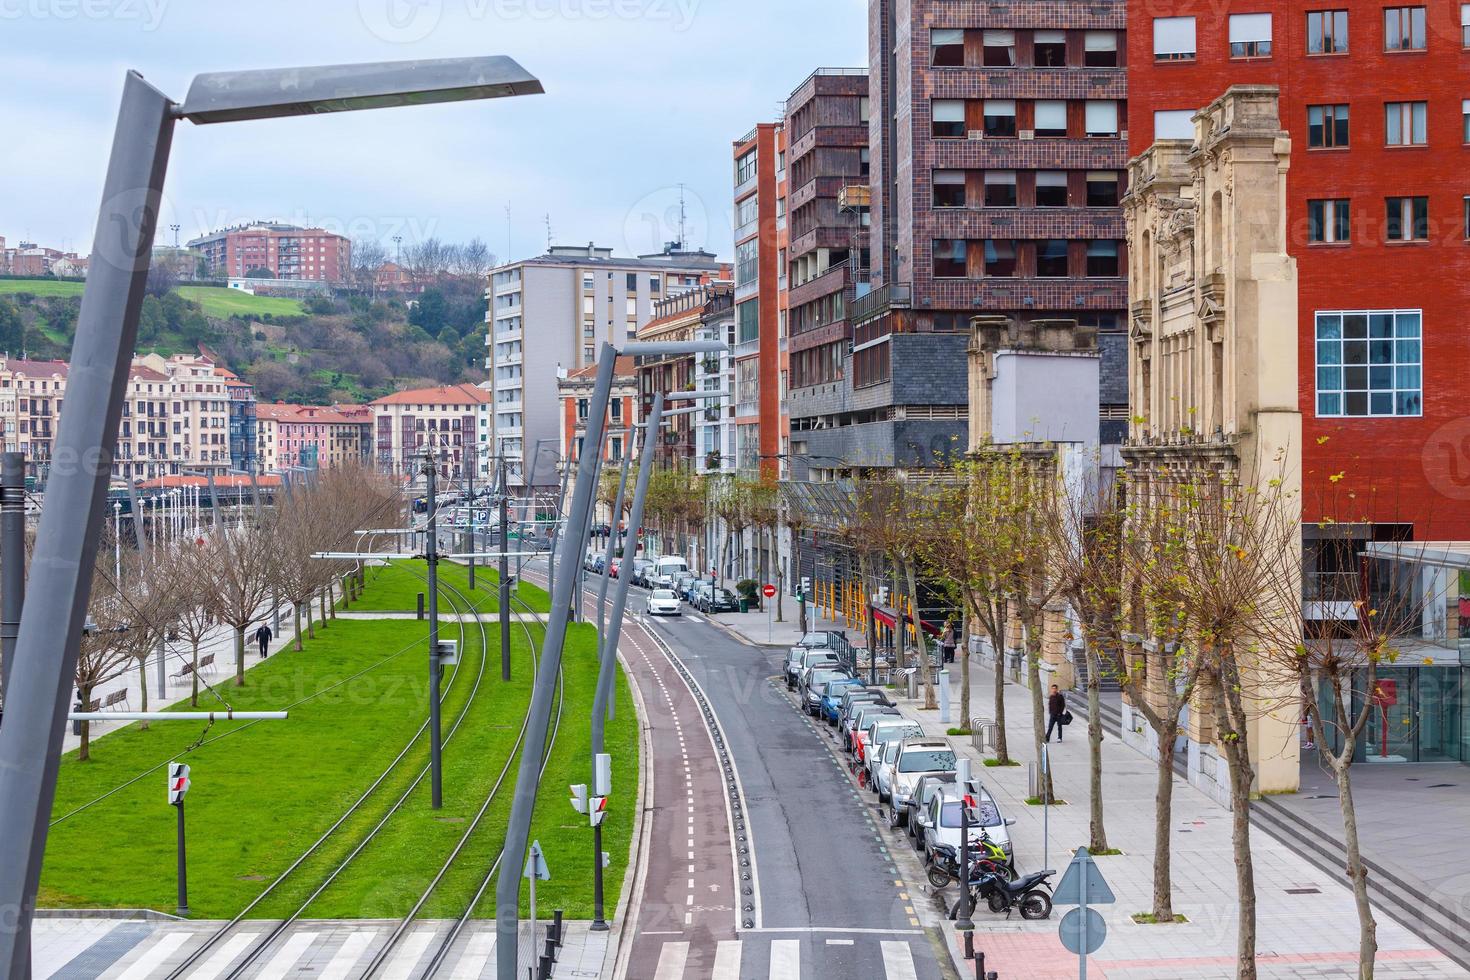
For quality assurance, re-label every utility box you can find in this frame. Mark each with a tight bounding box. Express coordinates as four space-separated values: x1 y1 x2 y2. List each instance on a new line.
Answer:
436 639 459 666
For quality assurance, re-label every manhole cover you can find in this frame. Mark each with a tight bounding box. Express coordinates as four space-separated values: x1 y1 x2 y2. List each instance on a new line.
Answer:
1285 887 1321 895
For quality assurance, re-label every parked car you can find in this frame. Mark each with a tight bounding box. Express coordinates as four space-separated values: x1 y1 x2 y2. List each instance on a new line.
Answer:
886 738 957 823
674 573 700 602
838 690 891 747
800 666 851 716
632 559 655 588
921 785 1014 867
645 589 682 616
904 772 956 847
865 720 925 790
848 703 901 758
788 648 840 690
651 556 690 588
698 587 739 614
609 557 622 579
788 630 857 672
819 677 867 725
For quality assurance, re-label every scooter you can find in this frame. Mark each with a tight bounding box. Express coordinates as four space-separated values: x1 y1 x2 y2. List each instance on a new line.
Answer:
970 867 1056 920
925 837 1012 889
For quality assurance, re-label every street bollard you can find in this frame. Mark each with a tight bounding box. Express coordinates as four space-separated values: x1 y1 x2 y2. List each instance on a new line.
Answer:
537 954 552 979
964 930 974 959
543 938 557 963
552 909 564 946
416 592 425 621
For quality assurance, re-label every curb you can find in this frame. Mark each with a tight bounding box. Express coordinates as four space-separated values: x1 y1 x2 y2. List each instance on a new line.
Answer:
604 646 655 980
35 908 184 921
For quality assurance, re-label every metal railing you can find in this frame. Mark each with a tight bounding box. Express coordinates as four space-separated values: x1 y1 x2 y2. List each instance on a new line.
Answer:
850 281 911 322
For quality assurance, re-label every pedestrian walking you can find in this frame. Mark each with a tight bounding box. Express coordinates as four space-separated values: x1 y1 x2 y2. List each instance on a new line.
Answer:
1046 684 1067 743
255 622 273 659
941 621 957 665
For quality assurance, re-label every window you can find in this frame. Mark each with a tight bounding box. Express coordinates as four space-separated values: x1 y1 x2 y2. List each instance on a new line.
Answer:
1087 240 1121 276
626 273 638 291
860 147 871 179
1307 9 1348 52
1465 99 1470 142
1034 100 1067 138
984 240 1018 277
933 239 968 278
933 170 967 208
1385 101 1427 145
582 273 595 290
1386 196 1429 240
735 238 759 284
1035 171 1069 207
1087 171 1120 207
735 195 758 229
1314 310 1421 416
1034 30 1066 66
983 30 1015 66
984 100 1017 138
1307 199 1351 243
1464 196 1470 238
1153 16 1197 59
1154 109 1196 140
735 149 757 185
1463 3 1470 46
1084 100 1118 137
1037 240 1070 277
736 299 759 343
984 171 1017 207
932 28 965 66
933 99 966 138
1229 13 1273 57
1307 104 1350 147
1083 30 1119 66
650 275 661 292
1384 6 1426 50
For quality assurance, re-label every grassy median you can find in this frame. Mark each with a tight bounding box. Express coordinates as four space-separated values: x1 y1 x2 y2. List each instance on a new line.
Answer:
350 560 552 614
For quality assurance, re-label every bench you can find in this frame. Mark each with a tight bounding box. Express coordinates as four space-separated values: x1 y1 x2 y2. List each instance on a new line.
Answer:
103 689 127 709
198 653 215 671
172 662 195 679
83 699 100 713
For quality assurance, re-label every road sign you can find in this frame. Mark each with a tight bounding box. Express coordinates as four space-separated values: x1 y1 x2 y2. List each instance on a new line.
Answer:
523 840 551 881
762 583 776 598
594 753 612 797
167 763 190 806
1058 907 1106 955
1054 848 1116 906
570 783 588 814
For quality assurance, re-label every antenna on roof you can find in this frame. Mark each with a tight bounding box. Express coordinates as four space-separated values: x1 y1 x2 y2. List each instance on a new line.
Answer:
677 184 688 251
505 203 512 261
544 213 554 251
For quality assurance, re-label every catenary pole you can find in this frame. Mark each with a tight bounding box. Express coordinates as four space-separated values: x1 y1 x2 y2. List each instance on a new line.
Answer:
0 453 25 712
499 455 511 682
0 72 176 977
424 449 443 809
497 344 617 980
595 434 633 641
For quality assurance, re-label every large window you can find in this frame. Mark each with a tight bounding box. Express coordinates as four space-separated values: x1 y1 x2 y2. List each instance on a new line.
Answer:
1034 100 1067 138
736 299 759 344
983 30 1015 66
984 100 1017 138
1034 30 1067 66
984 171 1017 207
1307 9 1349 52
1307 104 1350 147
1037 240 1070 277
932 28 965 66
984 240 1018 277
1385 101 1427 145
1085 101 1119 137
1314 310 1422 416
1087 171 1120 207
933 239 968 278
1386 196 1429 241
1464 99 1470 143
1384 6 1426 50
933 99 966 138
735 149 757 186
1229 13 1273 57
1036 171 1069 207
1086 240 1121 277
933 170 967 208
1308 199 1352 243
1084 31 1119 66
735 238 759 285
1153 16 1197 60
1463 3 1470 46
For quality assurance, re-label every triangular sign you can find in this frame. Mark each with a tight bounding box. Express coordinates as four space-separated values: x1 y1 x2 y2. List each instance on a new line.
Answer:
1052 847 1116 906
523 840 551 881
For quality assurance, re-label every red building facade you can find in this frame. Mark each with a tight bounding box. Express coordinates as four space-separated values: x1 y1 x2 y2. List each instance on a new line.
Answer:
188 223 352 283
1127 0 1470 537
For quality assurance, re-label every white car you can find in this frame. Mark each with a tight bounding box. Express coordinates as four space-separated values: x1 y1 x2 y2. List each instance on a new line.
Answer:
645 589 682 616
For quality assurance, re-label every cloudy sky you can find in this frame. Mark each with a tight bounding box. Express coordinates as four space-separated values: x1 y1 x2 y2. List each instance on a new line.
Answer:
2 0 867 264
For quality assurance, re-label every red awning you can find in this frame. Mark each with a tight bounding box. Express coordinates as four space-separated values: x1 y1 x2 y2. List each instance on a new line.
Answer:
872 608 896 629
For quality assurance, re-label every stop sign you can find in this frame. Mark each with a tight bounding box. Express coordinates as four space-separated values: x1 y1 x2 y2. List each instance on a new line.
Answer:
762 584 777 598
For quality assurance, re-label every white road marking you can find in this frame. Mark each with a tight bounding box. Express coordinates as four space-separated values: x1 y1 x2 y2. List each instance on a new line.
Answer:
446 931 496 979
380 928 437 980
653 940 689 980
768 939 801 979
826 938 855 945
114 931 190 980
185 932 261 980
318 930 377 980
259 931 318 976
881 940 920 980
712 939 742 979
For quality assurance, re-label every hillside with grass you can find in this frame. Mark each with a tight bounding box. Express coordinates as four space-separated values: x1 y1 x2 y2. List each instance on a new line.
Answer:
0 276 487 404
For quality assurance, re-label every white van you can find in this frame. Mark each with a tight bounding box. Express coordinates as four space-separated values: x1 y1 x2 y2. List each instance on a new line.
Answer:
652 556 689 588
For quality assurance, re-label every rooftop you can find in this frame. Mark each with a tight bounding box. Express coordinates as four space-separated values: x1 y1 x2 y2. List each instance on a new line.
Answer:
371 384 493 407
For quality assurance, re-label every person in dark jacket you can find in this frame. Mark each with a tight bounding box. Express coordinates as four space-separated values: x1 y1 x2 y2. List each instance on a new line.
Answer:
255 622 273 659
1046 684 1067 743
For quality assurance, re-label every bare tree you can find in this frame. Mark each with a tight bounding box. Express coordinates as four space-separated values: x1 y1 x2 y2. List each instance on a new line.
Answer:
74 559 135 761
199 522 277 686
454 238 495 281
352 238 390 301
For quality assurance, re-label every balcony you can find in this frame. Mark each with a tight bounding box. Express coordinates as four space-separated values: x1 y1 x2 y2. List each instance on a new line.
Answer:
851 282 912 323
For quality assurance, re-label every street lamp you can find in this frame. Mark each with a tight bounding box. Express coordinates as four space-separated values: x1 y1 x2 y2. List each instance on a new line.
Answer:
0 54 544 977
112 500 122 582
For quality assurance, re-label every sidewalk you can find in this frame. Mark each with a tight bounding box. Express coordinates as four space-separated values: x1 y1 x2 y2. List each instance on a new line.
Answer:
697 595 859 649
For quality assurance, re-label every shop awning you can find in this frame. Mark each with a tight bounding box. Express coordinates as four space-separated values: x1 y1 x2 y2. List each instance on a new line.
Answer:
872 607 897 629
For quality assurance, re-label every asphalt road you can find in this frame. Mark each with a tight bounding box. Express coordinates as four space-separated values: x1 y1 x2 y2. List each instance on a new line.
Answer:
638 608 953 980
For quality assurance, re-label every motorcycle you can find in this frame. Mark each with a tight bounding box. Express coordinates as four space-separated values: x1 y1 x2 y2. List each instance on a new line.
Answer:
969 867 1055 920
925 838 1012 889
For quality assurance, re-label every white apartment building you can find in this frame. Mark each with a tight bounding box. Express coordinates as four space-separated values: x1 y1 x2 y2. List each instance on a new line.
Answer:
485 242 725 489
370 384 493 483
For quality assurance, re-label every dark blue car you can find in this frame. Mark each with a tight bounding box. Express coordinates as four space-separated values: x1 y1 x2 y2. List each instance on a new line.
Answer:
820 678 866 725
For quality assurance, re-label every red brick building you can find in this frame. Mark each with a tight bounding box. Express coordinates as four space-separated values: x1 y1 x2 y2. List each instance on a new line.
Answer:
558 357 637 468
1127 1 1470 539
188 223 351 283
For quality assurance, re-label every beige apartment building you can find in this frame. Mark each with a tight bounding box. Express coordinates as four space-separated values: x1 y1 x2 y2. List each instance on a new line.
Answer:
370 384 493 482
1121 86 1302 800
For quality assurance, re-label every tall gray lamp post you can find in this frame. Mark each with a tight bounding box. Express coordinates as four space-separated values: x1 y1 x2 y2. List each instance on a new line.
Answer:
0 56 543 977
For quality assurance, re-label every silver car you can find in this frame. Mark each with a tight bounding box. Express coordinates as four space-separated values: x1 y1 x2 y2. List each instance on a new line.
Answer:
847 702 899 754
887 739 957 820
785 647 837 688
921 784 1015 865
865 720 923 794
800 666 850 715
904 772 956 845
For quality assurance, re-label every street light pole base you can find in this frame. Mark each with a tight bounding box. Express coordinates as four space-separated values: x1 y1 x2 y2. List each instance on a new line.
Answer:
589 919 610 932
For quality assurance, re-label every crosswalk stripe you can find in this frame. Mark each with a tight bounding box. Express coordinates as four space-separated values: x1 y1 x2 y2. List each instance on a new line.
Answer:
259 931 318 976
185 933 261 980
114 931 190 980
380 929 437 980
880 940 919 980
768 939 801 980
652 940 689 980
318 931 377 980
446 932 496 980
711 939 741 980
